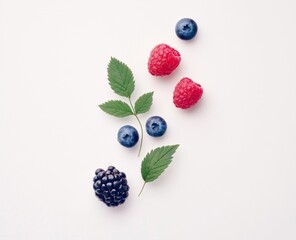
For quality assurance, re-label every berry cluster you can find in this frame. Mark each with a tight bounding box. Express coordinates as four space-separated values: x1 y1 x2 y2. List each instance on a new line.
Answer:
93 166 129 207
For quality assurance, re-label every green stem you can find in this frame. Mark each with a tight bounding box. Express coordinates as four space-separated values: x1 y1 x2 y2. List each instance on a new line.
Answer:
134 114 144 157
128 98 144 157
138 182 146 196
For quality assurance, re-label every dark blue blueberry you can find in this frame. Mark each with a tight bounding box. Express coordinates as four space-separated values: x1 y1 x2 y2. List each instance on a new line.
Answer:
175 18 198 40
145 116 167 137
117 125 139 148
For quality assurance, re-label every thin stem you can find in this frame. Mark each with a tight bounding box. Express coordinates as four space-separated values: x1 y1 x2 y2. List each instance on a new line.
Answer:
128 98 144 157
134 114 144 157
128 98 136 113
138 182 146 196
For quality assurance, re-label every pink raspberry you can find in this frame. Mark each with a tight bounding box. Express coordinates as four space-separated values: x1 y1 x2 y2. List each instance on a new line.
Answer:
173 78 203 109
148 43 181 76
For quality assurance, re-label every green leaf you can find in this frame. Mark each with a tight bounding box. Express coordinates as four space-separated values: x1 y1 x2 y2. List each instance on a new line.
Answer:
107 57 135 98
99 100 133 118
135 92 154 114
141 145 179 183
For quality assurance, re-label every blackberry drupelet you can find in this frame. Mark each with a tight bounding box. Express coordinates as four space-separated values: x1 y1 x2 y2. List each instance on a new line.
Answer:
93 166 129 207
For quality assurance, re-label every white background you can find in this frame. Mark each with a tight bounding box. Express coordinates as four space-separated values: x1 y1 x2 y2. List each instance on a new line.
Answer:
1 0 296 239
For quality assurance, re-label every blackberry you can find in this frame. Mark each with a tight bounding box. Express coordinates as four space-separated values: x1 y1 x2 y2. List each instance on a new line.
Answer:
93 166 129 207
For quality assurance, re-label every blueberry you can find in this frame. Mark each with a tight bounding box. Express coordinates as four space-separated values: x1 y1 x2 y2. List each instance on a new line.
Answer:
117 125 139 148
175 18 198 40
146 116 167 137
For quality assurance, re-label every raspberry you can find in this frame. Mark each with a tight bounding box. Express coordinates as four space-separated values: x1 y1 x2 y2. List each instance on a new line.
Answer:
148 43 181 76
93 166 129 207
173 78 203 109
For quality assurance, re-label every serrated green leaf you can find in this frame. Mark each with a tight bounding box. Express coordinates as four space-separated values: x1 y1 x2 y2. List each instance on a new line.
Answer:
141 145 179 182
134 92 154 114
107 57 135 98
99 100 133 118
